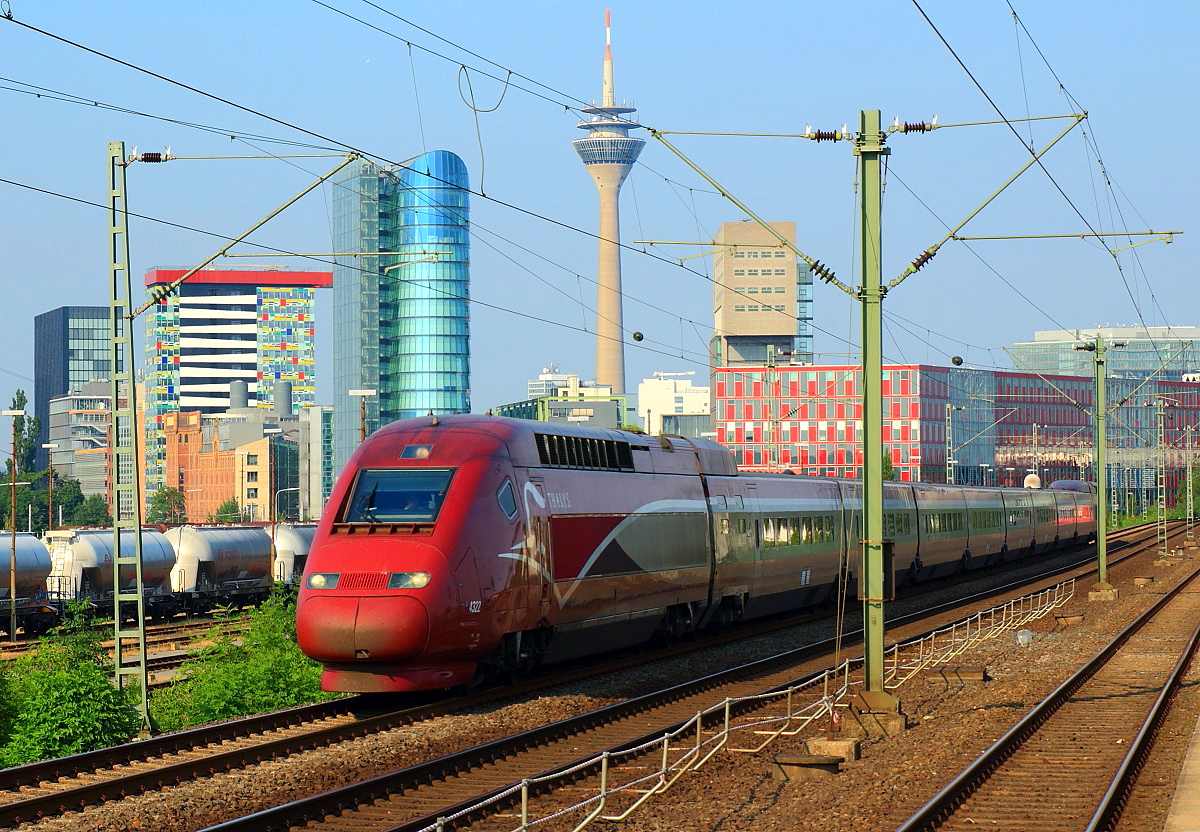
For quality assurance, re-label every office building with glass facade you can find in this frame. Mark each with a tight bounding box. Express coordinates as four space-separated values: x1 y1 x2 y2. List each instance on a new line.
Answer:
33 306 110 470
714 362 1200 510
331 151 470 472
143 266 331 492
1009 326 1200 380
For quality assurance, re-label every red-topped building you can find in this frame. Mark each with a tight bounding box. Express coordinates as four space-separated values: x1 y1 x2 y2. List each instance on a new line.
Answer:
143 265 331 494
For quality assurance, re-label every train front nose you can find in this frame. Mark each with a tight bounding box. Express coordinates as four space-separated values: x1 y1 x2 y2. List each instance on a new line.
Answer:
297 593 430 662
296 539 446 663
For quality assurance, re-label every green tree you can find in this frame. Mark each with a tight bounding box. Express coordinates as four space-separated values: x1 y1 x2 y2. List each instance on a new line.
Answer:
4 390 40 476
148 487 188 524
211 497 240 523
150 591 333 732
72 494 113 527
50 477 85 525
881 449 896 482
0 607 140 765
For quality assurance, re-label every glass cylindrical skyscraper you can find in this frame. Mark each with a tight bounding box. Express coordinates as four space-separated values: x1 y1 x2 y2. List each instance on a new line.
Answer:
390 151 470 418
332 150 470 472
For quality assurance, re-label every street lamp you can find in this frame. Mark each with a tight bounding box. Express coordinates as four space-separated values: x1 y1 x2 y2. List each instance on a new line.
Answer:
271 486 301 582
3 408 24 641
41 443 59 530
348 389 377 442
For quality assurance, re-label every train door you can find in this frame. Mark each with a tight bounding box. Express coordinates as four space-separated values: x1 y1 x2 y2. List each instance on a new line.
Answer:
514 474 553 626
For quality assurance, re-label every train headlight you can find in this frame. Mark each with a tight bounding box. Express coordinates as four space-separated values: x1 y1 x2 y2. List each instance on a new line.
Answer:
388 571 432 589
306 572 340 590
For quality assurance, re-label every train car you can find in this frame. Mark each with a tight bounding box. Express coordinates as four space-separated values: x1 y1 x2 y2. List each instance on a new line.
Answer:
1048 484 1096 543
0 534 57 635
962 487 1007 568
297 415 1098 693
272 523 318 583
43 528 178 618
163 526 273 612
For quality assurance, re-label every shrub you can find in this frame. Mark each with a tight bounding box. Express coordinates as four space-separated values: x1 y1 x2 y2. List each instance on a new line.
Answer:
150 591 334 732
0 608 140 766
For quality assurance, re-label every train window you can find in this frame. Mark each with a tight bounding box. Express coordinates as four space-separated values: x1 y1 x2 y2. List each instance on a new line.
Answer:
497 481 518 520
343 468 454 524
762 518 776 547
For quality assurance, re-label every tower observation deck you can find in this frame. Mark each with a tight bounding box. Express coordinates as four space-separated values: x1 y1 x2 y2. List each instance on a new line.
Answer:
572 9 645 395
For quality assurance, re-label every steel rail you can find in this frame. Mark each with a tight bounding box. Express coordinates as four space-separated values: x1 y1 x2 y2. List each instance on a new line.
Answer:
1086 614 1200 831
895 560 1200 832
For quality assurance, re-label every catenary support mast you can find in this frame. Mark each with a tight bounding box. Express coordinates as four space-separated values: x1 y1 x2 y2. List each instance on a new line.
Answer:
855 110 898 711
108 141 152 734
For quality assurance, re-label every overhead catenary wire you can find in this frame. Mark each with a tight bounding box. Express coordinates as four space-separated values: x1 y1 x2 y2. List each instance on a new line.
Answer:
910 0 1168 366
3 5 1177 412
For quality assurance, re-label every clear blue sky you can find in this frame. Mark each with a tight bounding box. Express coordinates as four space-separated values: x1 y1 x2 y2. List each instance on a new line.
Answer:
0 0 1192 415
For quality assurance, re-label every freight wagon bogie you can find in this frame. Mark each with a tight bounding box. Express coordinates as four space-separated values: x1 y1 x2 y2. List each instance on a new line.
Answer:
297 415 1099 694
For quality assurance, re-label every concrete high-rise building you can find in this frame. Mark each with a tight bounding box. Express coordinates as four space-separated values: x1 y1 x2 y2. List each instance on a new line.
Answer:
572 11 644 394
33 306 110 469
330 152 471 473
710 221 813 370
143 266 331 492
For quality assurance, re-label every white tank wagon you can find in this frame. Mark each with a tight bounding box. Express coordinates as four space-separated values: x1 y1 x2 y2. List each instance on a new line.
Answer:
164 526 273 612
0 534 56 635
43 528 178 618
271 523 317 583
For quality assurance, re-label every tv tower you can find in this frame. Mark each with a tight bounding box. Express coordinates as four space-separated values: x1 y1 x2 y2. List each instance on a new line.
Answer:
572 9 645 394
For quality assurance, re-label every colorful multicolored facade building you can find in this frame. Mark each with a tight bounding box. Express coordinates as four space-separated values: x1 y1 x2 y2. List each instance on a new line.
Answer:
143 266 331 493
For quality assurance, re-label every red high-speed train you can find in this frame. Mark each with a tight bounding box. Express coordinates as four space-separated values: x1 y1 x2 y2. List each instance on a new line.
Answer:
296 415 1095 693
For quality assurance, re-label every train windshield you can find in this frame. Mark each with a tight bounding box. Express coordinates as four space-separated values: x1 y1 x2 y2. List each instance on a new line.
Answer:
343 469 454 523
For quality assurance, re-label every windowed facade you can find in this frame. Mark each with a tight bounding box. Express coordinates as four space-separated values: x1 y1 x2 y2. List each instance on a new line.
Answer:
714 362 1200 497
709 221 814 377
34 306 111 470
142 267 330 493
332 151 470 473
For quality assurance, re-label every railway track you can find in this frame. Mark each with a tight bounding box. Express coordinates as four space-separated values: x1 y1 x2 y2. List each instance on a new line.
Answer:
191 528 1182 831
896 555 1200 831
0 523 1173 831
0 616 247 659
